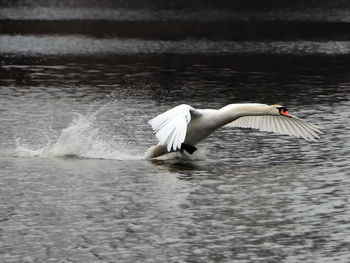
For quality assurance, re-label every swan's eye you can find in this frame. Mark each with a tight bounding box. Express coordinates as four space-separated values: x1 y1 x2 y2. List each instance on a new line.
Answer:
277 106 287 112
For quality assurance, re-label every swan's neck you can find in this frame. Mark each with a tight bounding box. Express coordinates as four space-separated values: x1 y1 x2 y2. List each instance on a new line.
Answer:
217 104 270 126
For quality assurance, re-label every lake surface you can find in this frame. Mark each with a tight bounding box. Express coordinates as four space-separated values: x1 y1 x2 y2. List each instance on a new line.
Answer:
1 4 350 263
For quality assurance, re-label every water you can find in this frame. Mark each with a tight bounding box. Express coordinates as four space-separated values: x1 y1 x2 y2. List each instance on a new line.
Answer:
4 36 350 56
1 4 350 263
1 59 349 262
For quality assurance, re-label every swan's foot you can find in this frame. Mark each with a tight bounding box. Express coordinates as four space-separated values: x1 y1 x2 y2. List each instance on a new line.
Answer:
180 143 197 154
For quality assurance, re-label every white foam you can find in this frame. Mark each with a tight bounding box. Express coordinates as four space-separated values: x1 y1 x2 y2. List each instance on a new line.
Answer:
14 113 144 160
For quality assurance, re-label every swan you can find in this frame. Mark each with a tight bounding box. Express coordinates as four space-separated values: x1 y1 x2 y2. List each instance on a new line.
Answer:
146 103 322 159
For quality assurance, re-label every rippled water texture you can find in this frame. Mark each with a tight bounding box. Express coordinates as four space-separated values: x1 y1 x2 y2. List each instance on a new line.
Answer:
1 3 350 263
1 60 349 262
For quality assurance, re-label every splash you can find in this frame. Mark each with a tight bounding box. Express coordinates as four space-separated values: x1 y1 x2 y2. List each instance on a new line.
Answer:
15 113 144 160
145 147 209 161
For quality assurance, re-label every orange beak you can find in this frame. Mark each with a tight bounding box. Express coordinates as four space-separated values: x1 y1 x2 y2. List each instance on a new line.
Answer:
280 108 292 117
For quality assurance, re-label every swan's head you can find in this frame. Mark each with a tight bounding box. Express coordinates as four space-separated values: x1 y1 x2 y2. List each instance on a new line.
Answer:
269 105 292 117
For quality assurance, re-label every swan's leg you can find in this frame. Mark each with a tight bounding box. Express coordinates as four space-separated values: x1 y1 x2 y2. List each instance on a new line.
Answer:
180 143 197 154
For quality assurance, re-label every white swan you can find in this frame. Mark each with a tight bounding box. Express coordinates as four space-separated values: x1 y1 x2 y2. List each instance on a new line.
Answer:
146 103 322 159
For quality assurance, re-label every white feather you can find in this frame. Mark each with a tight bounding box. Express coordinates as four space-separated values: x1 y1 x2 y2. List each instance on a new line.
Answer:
229 114 322 141
148 104 200 151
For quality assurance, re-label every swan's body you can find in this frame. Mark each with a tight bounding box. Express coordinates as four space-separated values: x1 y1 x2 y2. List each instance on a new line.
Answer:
146 103 322 159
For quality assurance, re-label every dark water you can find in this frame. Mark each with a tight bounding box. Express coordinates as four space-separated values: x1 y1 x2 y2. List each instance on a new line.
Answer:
1 59 349 263
1 3 350 263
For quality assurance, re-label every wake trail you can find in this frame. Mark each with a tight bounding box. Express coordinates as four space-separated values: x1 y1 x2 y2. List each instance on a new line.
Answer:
14 112 145 161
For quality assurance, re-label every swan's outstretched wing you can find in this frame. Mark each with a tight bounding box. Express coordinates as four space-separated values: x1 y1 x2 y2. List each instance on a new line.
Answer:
149 104 200 151
227 115 323 141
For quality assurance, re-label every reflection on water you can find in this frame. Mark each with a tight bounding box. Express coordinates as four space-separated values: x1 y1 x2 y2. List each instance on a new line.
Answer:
2 36 350 56
2 7 350 22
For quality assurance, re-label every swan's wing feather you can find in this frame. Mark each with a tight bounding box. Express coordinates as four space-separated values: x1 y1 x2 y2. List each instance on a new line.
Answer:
227 115 323 141
149 104 200 151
